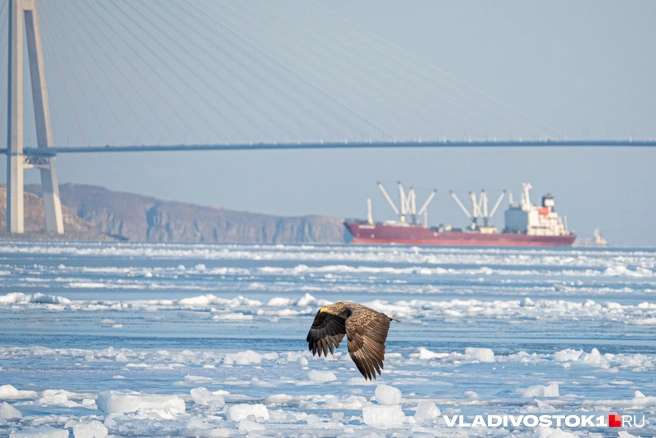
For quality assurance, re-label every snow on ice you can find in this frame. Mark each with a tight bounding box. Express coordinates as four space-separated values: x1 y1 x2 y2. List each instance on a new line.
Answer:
9 426 69 438
465 347 496 362
307 370 337 384
521 383 560 398
96 391 185 415
0 385 37 400
226 404 269 422
223 350 262 365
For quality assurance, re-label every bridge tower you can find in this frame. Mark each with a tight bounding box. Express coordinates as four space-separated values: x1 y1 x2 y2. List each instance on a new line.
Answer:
6 0 63 233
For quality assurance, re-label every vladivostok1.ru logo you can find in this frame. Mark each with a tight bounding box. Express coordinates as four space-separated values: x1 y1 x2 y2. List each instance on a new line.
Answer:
442 414 646 429
608 414 645 428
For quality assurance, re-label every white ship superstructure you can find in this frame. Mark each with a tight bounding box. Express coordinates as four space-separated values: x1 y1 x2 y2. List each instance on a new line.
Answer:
504 183 569 236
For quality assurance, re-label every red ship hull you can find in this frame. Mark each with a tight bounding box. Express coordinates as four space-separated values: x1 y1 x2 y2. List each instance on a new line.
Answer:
345 222 576 247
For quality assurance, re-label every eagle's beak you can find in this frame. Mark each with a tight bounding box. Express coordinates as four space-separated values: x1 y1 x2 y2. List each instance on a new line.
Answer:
319 307 327 313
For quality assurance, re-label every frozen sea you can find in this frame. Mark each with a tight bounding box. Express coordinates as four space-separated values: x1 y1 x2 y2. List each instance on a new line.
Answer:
1 242 655 437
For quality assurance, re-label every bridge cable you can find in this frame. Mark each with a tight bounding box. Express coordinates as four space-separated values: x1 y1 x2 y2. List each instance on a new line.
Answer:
302 0 541 135
38 4 108 144
42 3 129 144
44 2 156 144
90 0 221 141
215 1 467 138
171 0 356 141
40 1 131 144
121 0 276 142
37 8 87 146
197 0 402 138
53 1 173 143
160 0 336 141
105 0 256 141
290 0 522 137
191 0 392 140
75 1 194 144
305 0 559 137
143 0 308 142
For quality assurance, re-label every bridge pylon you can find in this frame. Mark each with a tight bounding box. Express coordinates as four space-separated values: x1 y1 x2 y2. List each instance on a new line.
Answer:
6 0 63 234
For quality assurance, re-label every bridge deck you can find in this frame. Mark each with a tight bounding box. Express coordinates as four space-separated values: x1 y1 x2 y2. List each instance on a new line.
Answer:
0 139 653 156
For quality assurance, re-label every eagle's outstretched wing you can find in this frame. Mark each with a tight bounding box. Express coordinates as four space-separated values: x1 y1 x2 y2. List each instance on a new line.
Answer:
345 309 391 380
306 310 346 357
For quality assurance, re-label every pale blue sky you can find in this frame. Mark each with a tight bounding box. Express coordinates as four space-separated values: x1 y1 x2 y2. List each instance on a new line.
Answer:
1 0 655 245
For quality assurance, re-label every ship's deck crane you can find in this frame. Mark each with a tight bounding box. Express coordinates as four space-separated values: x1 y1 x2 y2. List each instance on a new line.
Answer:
450 189 505 230
378 182 436 226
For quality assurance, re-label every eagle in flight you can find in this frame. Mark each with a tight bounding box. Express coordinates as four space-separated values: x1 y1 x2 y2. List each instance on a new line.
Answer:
306 301 399 380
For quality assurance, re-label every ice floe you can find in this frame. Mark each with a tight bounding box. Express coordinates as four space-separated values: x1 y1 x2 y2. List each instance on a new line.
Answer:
223 350 262 365
0 385 38 400
226 404 269 422
307 370 337 384
465 347 495 363
71 421 107 438
96 391 185 416
0 403 22 420
190 388 225 407
362 404 405 428
413 401 440 425
9 426 69 438
375 384 402 405
521 383 560 398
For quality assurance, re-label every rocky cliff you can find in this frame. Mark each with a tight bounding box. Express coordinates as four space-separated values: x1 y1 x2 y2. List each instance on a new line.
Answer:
0 185 113 240
23 184 348 243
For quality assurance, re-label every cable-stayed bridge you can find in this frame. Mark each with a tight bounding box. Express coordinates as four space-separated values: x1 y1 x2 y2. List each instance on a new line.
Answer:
1 0 654 234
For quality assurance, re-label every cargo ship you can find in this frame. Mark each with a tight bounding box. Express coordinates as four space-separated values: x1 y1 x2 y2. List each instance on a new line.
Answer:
345 182 576 247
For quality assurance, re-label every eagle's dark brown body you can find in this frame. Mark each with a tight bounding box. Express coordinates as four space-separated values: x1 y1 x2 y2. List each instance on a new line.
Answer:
306 301 398 380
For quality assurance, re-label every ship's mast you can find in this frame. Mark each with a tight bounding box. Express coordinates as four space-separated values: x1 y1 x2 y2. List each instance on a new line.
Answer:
398 183 407 223
452 189 505 229
488 191 506 225
367 198 373 224
451 190 473 226
417 190 437 227
378 182 400 217
378 182 436 226
521 182 533 210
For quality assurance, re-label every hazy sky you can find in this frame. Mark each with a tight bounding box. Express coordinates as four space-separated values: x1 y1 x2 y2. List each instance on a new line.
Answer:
1 0 655 246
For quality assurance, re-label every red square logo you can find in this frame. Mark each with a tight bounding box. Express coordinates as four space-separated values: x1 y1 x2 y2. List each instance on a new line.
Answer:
608 414 622 428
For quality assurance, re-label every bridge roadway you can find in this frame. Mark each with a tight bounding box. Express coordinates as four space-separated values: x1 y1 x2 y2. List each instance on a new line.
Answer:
0 139 655 156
